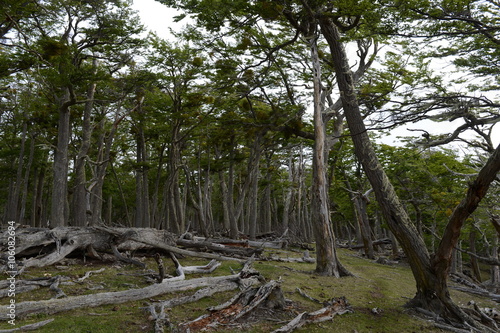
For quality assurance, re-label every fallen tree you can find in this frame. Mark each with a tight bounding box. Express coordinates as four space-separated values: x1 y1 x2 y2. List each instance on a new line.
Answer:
0 259 261 321
0 226 253 274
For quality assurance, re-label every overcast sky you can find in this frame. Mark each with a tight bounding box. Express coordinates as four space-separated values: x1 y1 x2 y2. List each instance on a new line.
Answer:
131 0 183 39
131 0 499 149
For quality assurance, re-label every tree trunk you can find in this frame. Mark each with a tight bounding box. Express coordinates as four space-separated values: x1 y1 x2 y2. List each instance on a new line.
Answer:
5 119 27 223
308 33 348 277
73 71 97 226
319 15 500 329
51 89 73 227
248 135 262 240
469 230 482 282
19 132 35 224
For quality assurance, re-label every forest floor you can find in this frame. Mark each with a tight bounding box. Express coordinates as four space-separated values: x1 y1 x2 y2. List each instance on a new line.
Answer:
0 246 498 333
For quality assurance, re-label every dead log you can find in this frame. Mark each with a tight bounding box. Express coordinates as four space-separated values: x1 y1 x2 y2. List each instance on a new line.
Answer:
265 251 315 263
272 297 353 333
0 276 71 297
0 264 261 320
192 236 285 249
176 238 263 257
337 238 392 250
1 227 246 273
0 227 177 272
179 280 286 332
99 227 247 263
145 279 241 332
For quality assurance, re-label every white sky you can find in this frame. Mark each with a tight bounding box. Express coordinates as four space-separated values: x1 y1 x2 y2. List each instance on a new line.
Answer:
132 0 499 150
131 0 183 39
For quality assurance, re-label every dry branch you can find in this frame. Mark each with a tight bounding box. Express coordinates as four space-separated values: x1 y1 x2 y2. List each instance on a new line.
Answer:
272 297 353 333
179 280 286 332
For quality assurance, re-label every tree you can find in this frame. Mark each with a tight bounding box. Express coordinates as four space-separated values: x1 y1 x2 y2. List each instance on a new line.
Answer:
313 2 500 330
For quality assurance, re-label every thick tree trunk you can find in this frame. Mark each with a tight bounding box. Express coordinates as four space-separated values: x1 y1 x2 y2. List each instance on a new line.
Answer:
51 89 73 227
73 73 97 227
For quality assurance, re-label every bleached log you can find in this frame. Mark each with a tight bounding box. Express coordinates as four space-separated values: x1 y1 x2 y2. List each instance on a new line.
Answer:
192 236 285 249
0 272 261 320
176 238 262 257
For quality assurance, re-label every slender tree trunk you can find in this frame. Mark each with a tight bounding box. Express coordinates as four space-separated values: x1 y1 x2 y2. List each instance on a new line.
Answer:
248 135 262 240
308 33 348 277
151 142 167 228
32 166 46 227
468 229 482 282
282 153 294 233
73 68 97 226
19 133 35 224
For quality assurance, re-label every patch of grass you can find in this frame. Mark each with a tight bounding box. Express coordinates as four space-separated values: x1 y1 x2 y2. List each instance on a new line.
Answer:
1 249 498 332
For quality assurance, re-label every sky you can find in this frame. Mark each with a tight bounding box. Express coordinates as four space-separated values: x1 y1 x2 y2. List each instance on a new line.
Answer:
131 0 499 150
131 0 183 39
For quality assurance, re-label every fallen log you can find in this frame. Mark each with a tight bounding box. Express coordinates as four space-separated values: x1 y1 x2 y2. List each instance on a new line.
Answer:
0 262 261 320
176 238 263 257
0 227 177 272
99 227 247 263
145 279 241 333
265 250 315 263
192 236 285 249
338 238 392 250
272 297 353 333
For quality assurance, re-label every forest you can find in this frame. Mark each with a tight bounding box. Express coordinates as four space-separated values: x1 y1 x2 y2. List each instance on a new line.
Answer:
0 0 499 332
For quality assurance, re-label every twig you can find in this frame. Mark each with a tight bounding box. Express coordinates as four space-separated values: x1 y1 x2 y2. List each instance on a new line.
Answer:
75 268 106 283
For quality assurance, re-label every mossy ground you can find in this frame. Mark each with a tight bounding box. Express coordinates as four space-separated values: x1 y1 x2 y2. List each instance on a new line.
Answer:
1 248 497 332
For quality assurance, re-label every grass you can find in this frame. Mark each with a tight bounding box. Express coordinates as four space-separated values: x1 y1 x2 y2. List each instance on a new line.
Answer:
1 248 498 332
